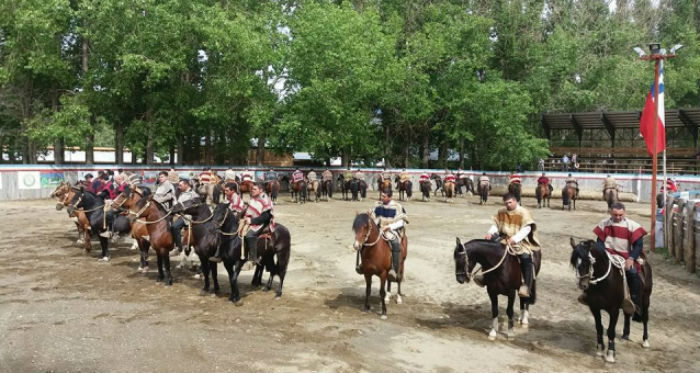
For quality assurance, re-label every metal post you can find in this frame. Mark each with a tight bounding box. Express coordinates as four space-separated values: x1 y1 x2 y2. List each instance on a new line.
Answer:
650 59 659 252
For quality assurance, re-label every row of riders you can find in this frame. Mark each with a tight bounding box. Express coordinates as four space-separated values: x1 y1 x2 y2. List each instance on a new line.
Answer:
53 168 651 363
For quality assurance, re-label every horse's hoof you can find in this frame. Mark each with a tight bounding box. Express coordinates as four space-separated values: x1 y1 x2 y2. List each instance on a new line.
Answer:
642 340 650 348
98 256 110 262
488 330 497 341
396 295 403 305
76 239 85 245
380 314 387 320
142 267 149 274
506 329 515 340
596 344 605 357
604 350 615 363
620 335 631 341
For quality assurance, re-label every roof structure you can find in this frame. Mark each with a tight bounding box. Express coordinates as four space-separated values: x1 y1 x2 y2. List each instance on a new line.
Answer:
541 108 700 147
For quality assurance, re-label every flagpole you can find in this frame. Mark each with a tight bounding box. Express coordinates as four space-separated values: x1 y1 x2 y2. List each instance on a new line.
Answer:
650 59 659 252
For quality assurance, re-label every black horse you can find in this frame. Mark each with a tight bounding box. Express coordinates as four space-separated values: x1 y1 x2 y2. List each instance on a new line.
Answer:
338 174 360 201
456 176 475 196
321 179 334 200
430 173 443 197
394 175 413 201
172 199 222 296
68 187 131 260
508 182 522 203
213 204 291 302
419 180 431 201
454 237 541 340
569 239 652 363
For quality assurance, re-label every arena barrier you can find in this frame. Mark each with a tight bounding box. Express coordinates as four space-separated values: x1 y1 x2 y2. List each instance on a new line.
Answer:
662 192 700 273
0 164 698 203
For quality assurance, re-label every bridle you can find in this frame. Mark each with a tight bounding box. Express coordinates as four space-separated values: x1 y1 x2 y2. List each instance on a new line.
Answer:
574 247 613 285
455 241 511 281
130 200 172 224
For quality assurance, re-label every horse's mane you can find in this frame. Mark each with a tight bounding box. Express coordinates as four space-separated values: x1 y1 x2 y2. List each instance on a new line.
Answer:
352 212 371 232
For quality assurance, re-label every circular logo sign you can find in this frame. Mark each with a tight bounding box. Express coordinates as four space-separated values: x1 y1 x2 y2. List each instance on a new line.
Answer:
23 173 37 187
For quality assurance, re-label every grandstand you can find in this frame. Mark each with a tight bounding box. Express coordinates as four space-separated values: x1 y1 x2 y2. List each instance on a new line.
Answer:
541 108 700 175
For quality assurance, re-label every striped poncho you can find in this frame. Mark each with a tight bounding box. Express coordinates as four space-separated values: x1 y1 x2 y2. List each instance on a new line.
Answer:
593 217 647 258
492 205 541 255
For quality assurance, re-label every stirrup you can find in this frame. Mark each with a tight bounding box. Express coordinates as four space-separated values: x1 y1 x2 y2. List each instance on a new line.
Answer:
577 293 588 306
518 284 530 298
473 274 485 287
622 298 636 315
387 269 398 281
355 265 362 274
208 256 222 263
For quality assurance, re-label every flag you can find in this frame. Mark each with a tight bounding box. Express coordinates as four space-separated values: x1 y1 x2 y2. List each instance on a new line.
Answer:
639 62 666 155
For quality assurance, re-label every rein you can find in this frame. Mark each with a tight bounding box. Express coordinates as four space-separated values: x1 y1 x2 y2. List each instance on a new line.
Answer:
130 201 173 224
577 250 623 285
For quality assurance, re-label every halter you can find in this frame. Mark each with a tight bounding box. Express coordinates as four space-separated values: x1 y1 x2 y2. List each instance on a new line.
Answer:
130 201 173 224
575 250 615 285
181 202 216 225
456 241 513 281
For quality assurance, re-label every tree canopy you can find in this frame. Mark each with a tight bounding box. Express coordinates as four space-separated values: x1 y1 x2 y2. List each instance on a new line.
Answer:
0 0 697 169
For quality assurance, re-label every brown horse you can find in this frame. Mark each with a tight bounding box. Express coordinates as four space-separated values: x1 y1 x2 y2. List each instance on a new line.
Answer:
127 193 177 285
535 183 551 208
570 239 652 362
112 185 152 273
443 181 456 202
290 180 308 203
321 179 334 200
52 182 90 245
238 179 256 198
604 188 619 208
265 179 280 203
393 176 412 201
562 185 578 211
352 212 407 318
454 237 541 340
377 175 392 200
477 180 491 205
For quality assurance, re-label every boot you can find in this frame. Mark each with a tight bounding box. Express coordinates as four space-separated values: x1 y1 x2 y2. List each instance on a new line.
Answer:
171 227 183 254
208 246 223 263
388 240 401 281
627 271 643 321
246 236 261 265
519 256 533 298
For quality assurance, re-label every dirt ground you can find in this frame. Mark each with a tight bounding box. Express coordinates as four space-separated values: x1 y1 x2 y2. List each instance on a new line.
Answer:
0 192 698 373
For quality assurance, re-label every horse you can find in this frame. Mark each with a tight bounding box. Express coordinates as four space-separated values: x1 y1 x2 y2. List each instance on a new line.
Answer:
453 237 541 340
338 174 360 201
443 180 456 202
430 174 443 197
290 179 308 203
393 176 412 201
212 204 292 302
67 187 132 260
376 175 392 200
238 179 256 198
307 179 321 202
321 178 334 201
419 180 431 201
562 185 578 211
535 183 551 208
52 182 89 245
508 182 522 203
352 212 407 319
358 179 368 200
604 188 619 208
477 180 490 205
172 198 231 295
111 185 153 273
457 176 475 196
127 193 177 285
265 179 280 203
195 178 217 205
569 239 652 363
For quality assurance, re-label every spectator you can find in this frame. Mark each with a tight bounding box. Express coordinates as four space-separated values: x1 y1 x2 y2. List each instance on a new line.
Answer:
562 154 570 171
537 158 545 171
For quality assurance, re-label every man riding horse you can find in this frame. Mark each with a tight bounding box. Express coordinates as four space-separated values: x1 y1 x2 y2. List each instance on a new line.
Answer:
537 172 554 194
209 182 246 263
170 179 199 254
587 202 646 320
154 171 177 210
240 183 274 265
565 173 579 196
603 174 619 199
484 193 540 298
359 190 408 282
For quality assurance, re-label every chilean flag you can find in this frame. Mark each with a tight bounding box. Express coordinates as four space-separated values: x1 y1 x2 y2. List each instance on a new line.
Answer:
639 62 665 155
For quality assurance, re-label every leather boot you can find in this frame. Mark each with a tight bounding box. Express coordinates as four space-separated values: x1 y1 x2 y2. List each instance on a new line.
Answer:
170 226 183 254
519 256 533 298
388 239 401 281
246 236 261 265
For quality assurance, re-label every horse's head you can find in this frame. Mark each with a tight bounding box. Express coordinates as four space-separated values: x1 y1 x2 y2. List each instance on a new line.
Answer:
53 182 74 210
171 197 202 215
212 203 235 228
352 212 373 250
127 191 154 224
66 186 86 214
570 237 595 290
112 184 143 211
454 237 471 284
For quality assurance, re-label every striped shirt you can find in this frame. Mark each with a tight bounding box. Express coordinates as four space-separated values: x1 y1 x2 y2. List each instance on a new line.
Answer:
593 217 647 257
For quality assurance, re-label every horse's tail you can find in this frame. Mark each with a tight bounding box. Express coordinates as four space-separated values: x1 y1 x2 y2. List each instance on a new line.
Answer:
536 184 542 202
405 181 412 198
562 187 570 205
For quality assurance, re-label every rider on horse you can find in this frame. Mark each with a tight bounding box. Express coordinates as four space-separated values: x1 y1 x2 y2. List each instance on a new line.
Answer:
322 169 333 182
209 182 246 263
565 173 579 195
589 202 646 320
353 168 364 181
478 172 490 193
224 168 236 183
241 183 274 265
537 172 554 194
399 169 410 183
293 169 304 183
365 190 408 282
419 172 430 184
603 174 618 198
484 193 540 298
154 171 177 210
509 171 522 185
265 169 278 183
170 179 199 254
240 168 253 183
444 169 456 184
307 169 317 182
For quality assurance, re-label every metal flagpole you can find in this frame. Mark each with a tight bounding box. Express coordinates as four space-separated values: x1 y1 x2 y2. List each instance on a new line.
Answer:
650 59 659 252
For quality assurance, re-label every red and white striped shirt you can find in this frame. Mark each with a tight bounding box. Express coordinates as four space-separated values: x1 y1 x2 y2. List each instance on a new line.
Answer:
246 193 274 232
593 217 647 257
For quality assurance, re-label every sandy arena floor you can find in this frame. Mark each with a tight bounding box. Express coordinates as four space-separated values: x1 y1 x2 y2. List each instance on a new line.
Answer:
0 192 698 372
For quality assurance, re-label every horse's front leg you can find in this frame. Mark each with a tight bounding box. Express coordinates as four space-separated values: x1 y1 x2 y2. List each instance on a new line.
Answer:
488 289 499 340
605 308 620 363
622 314 631 340
163 253 173 286
519 298 530 327
379 275 387 319
230 260 244 303
200 259 211 295
364 274 372 313
506 292 515 339
156 253 164 282
98 236 109 261
211 260 220 294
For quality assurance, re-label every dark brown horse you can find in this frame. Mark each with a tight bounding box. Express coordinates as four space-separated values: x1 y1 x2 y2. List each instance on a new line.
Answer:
562 185 578 211
569 239 652 363
377 175 392 199
508 182 522 203
419 180 431 201
127 193 176 285
393 176 412 201
338 174 360 201
535 182 551 208
454 237 541 340
477 180 490 205
321 178 334 200
290 180 308 203
111 185 152 273
429 174 443 197
265 179 280 203
352 212 407 318
52 182 89 246
457 176 475 196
